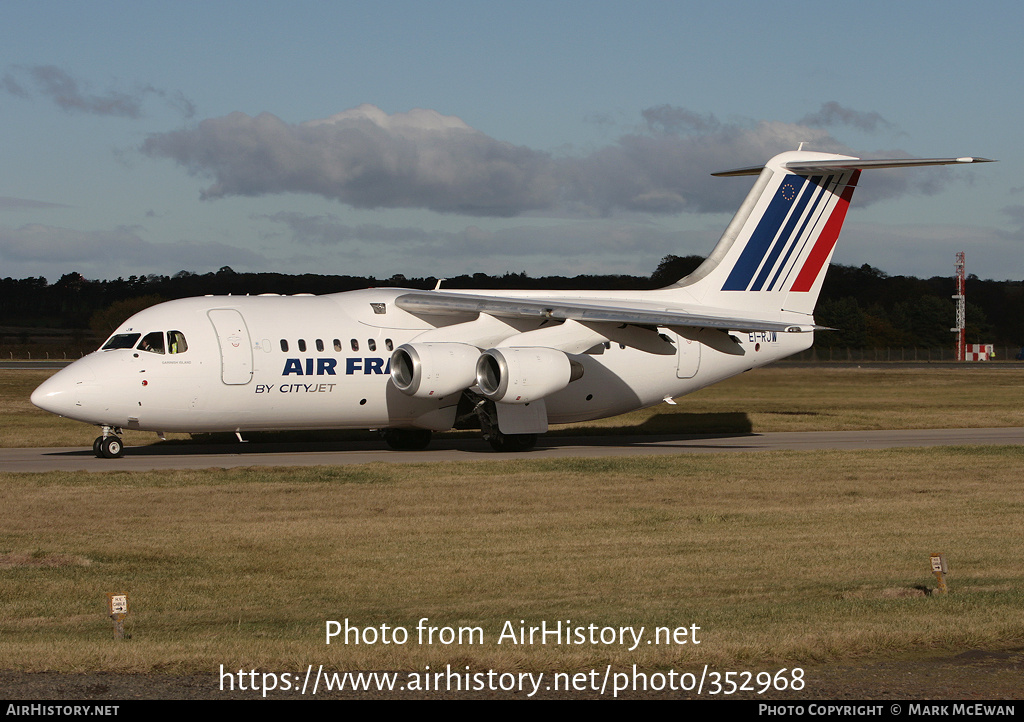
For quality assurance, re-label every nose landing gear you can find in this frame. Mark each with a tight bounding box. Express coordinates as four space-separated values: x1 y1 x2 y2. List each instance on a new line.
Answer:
93 426 125 458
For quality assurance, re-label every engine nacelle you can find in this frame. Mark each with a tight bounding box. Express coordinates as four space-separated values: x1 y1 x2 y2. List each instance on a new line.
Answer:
475 347 584 404
390 343 480 398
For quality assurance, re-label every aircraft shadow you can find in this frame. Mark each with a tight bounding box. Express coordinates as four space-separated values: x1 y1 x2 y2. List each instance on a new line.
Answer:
549 411 753 437
44 413 757 457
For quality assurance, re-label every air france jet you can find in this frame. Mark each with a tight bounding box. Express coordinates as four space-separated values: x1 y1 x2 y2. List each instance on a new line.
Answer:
32 150 992 457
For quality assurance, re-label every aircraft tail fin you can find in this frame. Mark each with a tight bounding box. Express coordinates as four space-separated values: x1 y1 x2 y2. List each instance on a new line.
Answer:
670 151 993 317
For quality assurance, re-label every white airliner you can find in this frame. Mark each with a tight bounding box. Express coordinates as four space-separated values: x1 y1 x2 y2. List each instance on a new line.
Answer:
32 150 992 457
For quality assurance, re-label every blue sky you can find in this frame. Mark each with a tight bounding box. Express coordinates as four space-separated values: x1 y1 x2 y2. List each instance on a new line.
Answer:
1 1 1020 284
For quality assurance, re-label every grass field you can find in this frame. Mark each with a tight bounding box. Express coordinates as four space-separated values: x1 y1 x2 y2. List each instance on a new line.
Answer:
3 449 1024 674
2 366 1023 678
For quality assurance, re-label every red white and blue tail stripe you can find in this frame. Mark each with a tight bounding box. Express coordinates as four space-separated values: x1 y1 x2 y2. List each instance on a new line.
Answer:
675 151 993 317
720 169 859 294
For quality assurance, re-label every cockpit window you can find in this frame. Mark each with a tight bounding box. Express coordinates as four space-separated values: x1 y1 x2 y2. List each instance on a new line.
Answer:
168 330 188 354
138 331 165 354
102 333 141 350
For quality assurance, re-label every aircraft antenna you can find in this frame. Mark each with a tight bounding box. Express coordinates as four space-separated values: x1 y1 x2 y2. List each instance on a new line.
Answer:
951 251 966 361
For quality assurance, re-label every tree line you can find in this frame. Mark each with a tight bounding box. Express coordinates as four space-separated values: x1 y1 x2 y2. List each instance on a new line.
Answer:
2 257 1021 350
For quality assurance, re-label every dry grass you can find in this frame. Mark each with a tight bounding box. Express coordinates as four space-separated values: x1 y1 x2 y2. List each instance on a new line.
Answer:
2 448 1023 672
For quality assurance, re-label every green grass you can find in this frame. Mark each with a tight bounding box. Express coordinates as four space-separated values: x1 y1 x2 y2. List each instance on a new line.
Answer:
3 449 1023 672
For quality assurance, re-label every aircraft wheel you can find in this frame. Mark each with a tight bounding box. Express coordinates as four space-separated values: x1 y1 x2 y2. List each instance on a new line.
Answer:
99 436 125 459
487 433 538 452
93 436 104 458
383 429 432 450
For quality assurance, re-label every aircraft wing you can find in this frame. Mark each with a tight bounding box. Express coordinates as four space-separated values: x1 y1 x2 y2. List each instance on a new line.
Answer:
394 291 817 333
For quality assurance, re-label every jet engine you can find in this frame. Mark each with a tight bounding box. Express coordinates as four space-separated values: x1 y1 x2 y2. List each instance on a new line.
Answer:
475 347 584 404
390 342 480 398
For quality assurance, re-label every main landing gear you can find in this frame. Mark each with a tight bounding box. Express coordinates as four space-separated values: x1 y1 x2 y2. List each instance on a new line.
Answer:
472 396 539 452
93 426 125 458
381 394 540 453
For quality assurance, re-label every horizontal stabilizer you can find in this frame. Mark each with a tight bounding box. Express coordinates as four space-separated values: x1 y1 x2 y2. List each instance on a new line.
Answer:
712 156 995 177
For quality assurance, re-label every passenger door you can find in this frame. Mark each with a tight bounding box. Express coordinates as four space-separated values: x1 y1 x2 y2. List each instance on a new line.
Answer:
207 309 254 385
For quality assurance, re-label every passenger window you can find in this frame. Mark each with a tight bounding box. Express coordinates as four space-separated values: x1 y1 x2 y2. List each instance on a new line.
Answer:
316 339 324 352
333 339 342 352
138 331 165 354
168 331 188 354
102 333 141 350
280 339 289 352
298 339 307 352
351 339 359 352
368 339 376 352
385 339 393 351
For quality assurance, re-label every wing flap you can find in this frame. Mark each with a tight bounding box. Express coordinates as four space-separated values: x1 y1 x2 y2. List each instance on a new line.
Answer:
395 292 817 333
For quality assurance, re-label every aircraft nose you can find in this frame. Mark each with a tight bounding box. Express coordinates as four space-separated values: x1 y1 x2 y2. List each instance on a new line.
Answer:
31 369 75 416
31 362 96 417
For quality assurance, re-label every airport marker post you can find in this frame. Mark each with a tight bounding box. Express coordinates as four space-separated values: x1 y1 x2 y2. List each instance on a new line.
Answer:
930 554 949 595
107 592 129 639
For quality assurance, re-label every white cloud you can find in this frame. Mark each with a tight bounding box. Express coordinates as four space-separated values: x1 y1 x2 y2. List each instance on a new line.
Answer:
143 104 556 216
142 104 964 218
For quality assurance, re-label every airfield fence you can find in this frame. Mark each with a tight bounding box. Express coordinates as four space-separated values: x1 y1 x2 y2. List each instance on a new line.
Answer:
783 346 1021 362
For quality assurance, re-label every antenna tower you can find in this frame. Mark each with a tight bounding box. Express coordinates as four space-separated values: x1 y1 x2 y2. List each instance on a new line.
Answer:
952 251 966 361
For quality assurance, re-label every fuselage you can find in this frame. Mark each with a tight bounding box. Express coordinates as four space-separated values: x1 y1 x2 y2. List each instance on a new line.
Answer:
31 286 809 435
